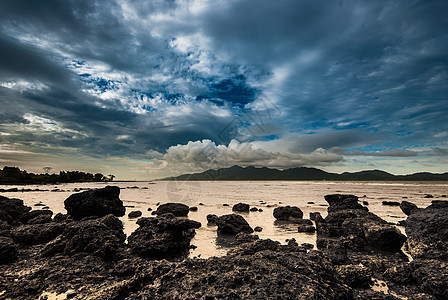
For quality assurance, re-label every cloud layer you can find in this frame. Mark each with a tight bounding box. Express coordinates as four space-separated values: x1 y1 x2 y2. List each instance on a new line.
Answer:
0 0 447 179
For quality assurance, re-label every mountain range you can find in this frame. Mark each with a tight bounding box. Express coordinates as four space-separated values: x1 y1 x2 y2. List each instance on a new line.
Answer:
161 165 448 181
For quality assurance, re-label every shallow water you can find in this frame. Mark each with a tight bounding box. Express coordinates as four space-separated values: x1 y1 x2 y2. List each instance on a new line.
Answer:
2 181 447 258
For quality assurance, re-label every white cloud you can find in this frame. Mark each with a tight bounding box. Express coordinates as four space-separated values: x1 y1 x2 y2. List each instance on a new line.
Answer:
150 138 343 176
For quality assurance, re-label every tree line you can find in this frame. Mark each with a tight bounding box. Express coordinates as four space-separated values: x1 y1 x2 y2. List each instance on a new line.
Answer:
0 166 115 184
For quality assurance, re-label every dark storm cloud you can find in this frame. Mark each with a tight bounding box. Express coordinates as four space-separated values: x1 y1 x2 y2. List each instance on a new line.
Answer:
0 0 447 176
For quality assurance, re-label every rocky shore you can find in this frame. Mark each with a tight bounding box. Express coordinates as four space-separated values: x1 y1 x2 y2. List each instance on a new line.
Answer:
1 187 446 299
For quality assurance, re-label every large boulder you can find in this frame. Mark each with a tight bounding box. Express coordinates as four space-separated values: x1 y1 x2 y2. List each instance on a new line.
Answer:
273 206 303 220
0 195 31 224
20 209 53 224
400 201 420 216
216 214 253 235
0 236 18 264
127 213 201 258
232 203 250 212
324 194 366 213
404 200 448 261
41 214 126 260
64 186 125 220
12 222 66 245
317 194 406 252
153 203 189 217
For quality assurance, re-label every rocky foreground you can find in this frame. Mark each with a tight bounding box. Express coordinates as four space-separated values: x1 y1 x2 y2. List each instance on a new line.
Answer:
0 187 447 299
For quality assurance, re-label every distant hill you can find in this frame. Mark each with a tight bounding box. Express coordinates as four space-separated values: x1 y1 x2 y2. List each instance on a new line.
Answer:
161 165 448 181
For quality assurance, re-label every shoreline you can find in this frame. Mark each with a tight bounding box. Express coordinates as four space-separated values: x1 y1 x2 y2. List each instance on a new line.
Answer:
1 184 447 299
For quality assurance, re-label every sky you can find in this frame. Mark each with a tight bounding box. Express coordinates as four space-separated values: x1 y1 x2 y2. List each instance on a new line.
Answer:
0 0 447 180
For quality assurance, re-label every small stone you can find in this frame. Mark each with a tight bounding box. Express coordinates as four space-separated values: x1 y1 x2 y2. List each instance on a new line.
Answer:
254 226 263 232
128 211 142 218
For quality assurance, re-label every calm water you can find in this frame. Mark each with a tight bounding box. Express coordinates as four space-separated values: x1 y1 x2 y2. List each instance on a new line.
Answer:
2 181 447 258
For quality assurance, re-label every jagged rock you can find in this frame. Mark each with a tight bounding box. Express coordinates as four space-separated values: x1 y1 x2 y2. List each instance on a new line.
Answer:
109 243 352 300
41 215 125 259
12 222 66 245
64 186 125 220
310 211 322 221
53 213 68 222
404 200 448 260
235 232 260 245
400 201 420 216
206 214 219 225
383 263 412 284
216 214 253 235
153 203 189 217
324 194 366 213
20 209 53 224
0 195 31 224
411 259 448 300
335 264 372 288
382 201 400 206
317 194 406 252
127 213 201 259
297 224 316 233
273 206 303 220
232 203 250 212
128 211 142 218
0 236 17 264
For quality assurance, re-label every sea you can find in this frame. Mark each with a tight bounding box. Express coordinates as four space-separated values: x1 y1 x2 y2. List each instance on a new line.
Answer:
1 181 447 258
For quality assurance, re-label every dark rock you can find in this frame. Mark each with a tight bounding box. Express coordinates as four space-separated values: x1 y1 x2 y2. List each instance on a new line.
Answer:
199 203 204 206
309 211 322 221
382 201 401 206
147 207 152 211
216 214 253 235
41 215 125 259
424 194 434 198
64 186 125 220
128 211 142 218
400 201 420 216
318 194 406 252
12 222 66 245
127 213 201 259
290 218 313 225
189 206 198 212
363 201 369 205
0 236 17 264
0 195 31 224
307 201 315 204
254 226 263 232
20 209 53 224
153 203 189 217
324 194 366 213
232 203 250 212
53 213 68 222
409 294 437 300
258 208 263 212
249 207 258 212
335 264 372 288
223 203 229 206
28 213 53 224
383 263 412 284
411 259 448 299
235 232 259 245
80 243 353 299
404 200 448 260
297 224 316 233
206 214 219 225
301 243 314 250
273 206 303 220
